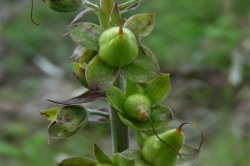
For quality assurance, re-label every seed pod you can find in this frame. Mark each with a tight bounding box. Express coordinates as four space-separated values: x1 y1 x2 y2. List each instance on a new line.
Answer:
123 94 151 121
44 0 84 12
99 26 138 67
141 122 203 166
141 127 184 166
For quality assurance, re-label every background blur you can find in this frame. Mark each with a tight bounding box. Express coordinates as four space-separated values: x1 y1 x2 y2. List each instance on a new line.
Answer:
1 0 249 166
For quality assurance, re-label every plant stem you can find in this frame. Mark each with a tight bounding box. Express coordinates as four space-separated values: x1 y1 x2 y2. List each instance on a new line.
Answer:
100 0 114 29
110 74 129 154
100 0 129 154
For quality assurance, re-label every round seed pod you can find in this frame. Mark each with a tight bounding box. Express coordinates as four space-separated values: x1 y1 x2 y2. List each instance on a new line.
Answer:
44 0 84 12
99 27 138 67
123 94 151 122
142 128 184 166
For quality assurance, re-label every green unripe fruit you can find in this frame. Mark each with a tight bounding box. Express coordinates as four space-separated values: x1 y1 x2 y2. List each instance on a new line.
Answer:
123 94 151 121
45 0 84 12
142 128 184 166
99 27 138 67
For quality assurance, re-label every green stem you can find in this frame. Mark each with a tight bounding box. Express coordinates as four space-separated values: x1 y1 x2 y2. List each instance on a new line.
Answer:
87 109 110 118
85 0 100 12
110 74 129 154
100 0 114 29
100 0 129 154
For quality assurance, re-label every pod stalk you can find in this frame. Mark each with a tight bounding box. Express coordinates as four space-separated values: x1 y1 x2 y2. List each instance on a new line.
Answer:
31 0 41 26
177 122 204 156
119 20 123 35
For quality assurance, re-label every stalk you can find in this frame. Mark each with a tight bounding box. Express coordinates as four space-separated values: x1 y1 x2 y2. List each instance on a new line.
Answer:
100 0 129 154
110 74 129 153
100 0 114 29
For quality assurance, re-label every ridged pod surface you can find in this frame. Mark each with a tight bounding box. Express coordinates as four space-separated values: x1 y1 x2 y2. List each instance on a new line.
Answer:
99 27 138 67
123 94 151 122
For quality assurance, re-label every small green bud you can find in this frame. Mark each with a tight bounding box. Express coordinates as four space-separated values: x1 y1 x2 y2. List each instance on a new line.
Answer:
99 27 138 67
44 0 84 12
123 94 151 121
142 128 184 166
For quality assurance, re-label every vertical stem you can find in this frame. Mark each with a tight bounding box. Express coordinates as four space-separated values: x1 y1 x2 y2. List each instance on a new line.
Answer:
100 0 114 29
100 0 129 154
110 74 129 154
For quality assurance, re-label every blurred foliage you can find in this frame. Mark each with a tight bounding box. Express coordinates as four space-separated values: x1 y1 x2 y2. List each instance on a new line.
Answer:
0 0 249 166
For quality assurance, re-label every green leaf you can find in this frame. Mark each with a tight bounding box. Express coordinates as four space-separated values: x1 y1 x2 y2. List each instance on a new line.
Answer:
110 3 121 27
150 105 173 127
141 74 171 105
119 1 141 14
112 153 135 166
117 114 142 130
125 79 140 96
94 144 112 164
106 86 126 113
69 23 104 51
118 105 173 131
124 13 155 39
47 120 87 140
73 62 88 88
40 108 60 120
120 150 151 166
57 157 97 166
134 130 145 149
86 55 119 91
122 46 160 83
176 144 200 166
47 121 64 139
58 127 81 137
79 49 97 64
56 105 89 131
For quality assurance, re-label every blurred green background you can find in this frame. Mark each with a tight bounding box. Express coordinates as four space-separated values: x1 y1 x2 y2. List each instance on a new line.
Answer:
0 0 249 166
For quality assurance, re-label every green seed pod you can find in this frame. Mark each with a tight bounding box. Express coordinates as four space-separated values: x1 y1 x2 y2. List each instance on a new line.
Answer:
142 127 184 166
123 94 151 121
99 26 138 67
44 0 84 12
56 105 89 131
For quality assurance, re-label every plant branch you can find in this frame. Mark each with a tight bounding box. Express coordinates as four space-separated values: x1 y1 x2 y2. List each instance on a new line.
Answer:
87 109 110 118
